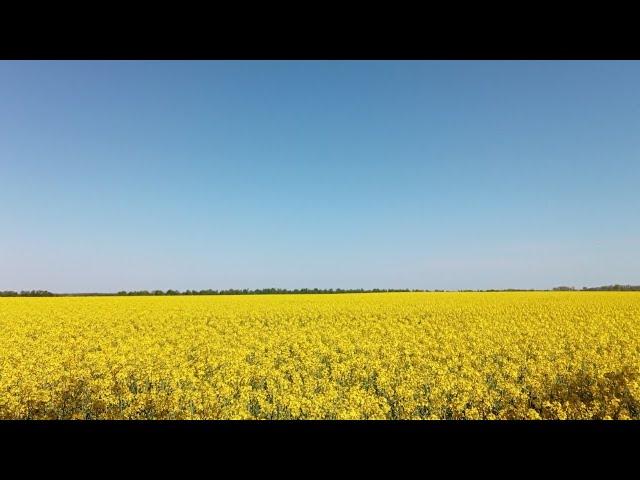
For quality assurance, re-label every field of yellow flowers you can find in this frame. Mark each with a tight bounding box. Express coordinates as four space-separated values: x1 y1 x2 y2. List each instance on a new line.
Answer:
0 292 638 419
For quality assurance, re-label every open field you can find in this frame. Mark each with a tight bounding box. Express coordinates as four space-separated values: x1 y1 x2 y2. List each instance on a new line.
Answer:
1 292 639 419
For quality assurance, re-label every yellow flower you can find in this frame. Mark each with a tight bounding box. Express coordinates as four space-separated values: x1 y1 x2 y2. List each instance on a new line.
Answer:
0 292 638 419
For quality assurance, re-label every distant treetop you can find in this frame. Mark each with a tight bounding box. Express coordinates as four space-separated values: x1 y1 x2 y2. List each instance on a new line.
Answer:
1 285 639 297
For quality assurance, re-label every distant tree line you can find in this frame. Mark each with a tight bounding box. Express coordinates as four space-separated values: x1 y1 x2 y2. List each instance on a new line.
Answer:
459 288 540 292
552 285 640 291
1 285 638 297
0 290 55 297
0 288 427 297
579 284 640 291
113 288 427 296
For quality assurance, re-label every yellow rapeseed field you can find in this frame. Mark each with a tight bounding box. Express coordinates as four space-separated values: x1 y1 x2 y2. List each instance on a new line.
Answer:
0 292 638 419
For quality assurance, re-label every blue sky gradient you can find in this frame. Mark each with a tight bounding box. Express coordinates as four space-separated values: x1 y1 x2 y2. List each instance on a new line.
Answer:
1 61 639 292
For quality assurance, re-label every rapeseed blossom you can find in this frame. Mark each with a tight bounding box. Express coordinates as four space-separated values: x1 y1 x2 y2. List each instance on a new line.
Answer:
0 292 638 419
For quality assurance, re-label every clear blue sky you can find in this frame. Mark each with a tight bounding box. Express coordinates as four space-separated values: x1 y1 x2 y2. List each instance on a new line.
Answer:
1 61 639 292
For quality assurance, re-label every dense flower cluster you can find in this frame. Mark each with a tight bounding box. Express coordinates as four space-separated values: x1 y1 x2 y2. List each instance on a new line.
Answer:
0 292 638 419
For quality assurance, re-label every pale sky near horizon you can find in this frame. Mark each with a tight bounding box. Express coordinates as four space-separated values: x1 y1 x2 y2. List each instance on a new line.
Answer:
1 61 639 292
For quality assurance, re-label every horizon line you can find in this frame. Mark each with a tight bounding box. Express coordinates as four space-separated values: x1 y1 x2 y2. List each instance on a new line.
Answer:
2 284 640 297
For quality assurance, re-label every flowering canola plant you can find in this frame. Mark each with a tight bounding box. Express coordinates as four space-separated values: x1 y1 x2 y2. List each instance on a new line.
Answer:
0 292 638 419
